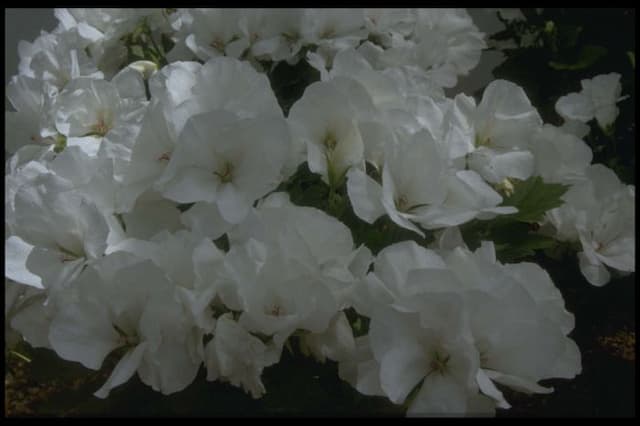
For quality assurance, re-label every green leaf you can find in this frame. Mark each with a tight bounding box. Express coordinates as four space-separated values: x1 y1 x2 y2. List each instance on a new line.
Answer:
53 134 67 153
500 176 570 223
557 24 582 49
130 44 145 59
461 218 558 263
548 44 607 70
493 231 557 263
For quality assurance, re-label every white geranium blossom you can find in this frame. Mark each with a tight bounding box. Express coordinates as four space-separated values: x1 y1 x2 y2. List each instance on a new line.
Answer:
4 7 633 417
6 172 110 292
47 253 202 398
556 73 627 132
288 79 365 187
158 111 290 224
464 80 542 184
347 130 515 236
546 164 635 286
531 125 593 185
204 313 279 398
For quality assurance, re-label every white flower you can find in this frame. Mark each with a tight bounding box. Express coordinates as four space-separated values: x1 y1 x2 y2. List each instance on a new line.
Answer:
52 76 146 178
465 80 542 184
531 124 593 185
158 111 290 225
17 29 103 92
368 298 486 416
5 75 58 154
412 9 486 79
244 9 306 62
442 243 581 388
54 8 168 78
348 129 511 236
300 311 356 364
224 239 339 349
546 164 635 286
288 79 365 187
204 314 279 398
47 253 202 398
160 56 282 147
349 129 447 237
374 9 486 88
227 192 372 308
300 9 368 61
555 73 627 132
6 172 110 293
349 241 453 317
5 279 51 348
178 9 246 61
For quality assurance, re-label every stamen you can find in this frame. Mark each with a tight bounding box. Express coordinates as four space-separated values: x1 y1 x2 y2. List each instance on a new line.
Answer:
323 133 338 151
157 152 171 162
214 162 234 183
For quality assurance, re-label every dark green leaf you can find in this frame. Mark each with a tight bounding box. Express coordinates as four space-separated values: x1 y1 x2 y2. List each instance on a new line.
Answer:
500 176 570 223
548 44 607 70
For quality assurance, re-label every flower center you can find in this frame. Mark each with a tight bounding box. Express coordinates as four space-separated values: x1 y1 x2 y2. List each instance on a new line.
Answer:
320 27 336 39
428 351 450 376
157 151 172 163
57 245 83 263
91 116 111 137
269 304 283 317
113 323 139 348
323 132 338 152
214 161 234 183
475 133 492 148
210 37 226 52
395 195 410 212
494 178 515 197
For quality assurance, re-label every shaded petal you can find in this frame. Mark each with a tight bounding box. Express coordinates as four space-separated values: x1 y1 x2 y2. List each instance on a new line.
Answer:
379 342 428 404
49 301 120 370
5 236 43 289
94 342 149 399
346 168 385 223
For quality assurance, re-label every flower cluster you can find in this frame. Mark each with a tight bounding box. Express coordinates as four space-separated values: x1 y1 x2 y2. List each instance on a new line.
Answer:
4 8 634 416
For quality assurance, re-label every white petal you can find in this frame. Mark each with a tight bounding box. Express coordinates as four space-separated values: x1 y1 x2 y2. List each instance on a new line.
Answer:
379 343 429 404
216 183 251 224
476 369 511 409
161 168 219 204
94 342 149 399
5 236 43 289
483 369 554 394
49 301 120 370
578 251 610 286
407 373 469 417
597 237 635 272
346 168 385 223
555 92 594 122
180 201 233 239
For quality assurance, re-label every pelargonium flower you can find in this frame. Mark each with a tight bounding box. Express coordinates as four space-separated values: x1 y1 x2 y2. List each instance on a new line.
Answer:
6 172 110 292
17 29 103 93
175 9 246 61
47 253 203 398
347 129 515 236
530 124 593 185
204 313 280 398
5 75 58 154
346 240 580 415
545 164 635 286
288 79 365 187
459 79 542 184
555 73 627 133
157 111 290 225
52 73 147 181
